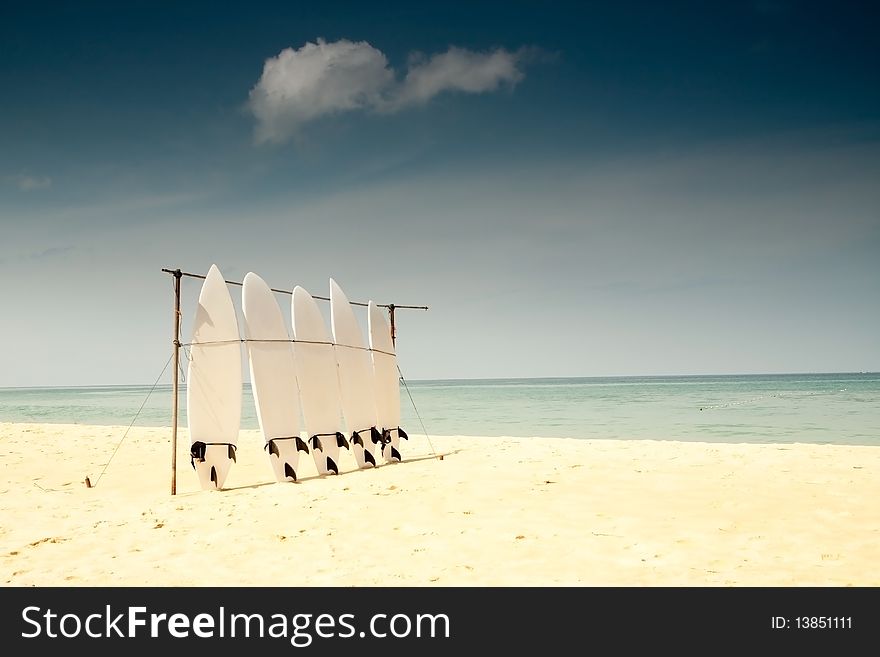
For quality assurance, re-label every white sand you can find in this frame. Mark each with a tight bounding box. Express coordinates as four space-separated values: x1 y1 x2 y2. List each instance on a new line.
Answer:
2 422 878 586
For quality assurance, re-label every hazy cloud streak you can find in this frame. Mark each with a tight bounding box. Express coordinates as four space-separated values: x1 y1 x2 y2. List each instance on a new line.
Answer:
248 39 527 143
7 174 52 191
30 246 74 260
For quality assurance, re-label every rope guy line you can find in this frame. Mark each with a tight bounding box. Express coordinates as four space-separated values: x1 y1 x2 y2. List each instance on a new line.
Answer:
399 364 436 458
88 353 174 489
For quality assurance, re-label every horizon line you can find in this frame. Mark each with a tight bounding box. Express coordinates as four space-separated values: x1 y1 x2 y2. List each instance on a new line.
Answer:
2 370 877 391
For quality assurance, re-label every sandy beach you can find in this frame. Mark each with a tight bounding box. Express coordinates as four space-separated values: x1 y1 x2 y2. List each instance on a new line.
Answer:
1 421 877 587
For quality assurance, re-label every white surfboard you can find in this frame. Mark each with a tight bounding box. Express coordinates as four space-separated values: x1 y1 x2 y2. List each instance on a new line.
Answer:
186 264 242 490
292 285 350 475
242 272 309 483
368 301 408 462
330 279 381 469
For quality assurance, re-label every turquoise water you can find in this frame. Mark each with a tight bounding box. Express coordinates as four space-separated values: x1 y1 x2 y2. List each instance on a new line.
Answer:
0 373 877 446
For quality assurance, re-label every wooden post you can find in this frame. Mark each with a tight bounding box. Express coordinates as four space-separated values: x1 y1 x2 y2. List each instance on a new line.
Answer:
388 304 396 347
170 269 182 495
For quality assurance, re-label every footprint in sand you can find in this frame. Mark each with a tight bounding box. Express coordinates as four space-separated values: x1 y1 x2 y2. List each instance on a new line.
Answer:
29 537 68 547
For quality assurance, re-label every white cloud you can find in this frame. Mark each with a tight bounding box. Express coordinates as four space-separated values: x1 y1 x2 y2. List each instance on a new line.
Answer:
248 39 528 143
7 174 52 191
388 46 523 110
248 39 393 144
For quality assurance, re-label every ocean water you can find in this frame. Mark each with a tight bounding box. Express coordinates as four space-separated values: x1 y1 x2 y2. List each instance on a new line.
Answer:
0 373 877 446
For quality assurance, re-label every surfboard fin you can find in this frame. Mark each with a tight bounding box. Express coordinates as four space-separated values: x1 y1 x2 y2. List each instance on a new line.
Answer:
326 456 339 475
371 427 383 445
283 462 297 482
266 440 280 458
351 432 364 448
398 427 409 441
336 432 350 450
364 449 376 467
310 435 323 452
228 445 237 462
390 446 402 462
295 436 310 454
210 465 218 486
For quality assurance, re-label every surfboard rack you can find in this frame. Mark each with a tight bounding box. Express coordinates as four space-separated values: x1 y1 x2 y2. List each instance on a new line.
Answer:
162 267 429 496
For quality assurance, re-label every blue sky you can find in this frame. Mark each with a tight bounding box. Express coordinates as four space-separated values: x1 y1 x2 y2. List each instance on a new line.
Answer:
1 0 878 386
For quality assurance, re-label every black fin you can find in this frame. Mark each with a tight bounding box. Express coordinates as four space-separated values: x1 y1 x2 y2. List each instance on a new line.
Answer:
326 456 338 475
267 440 280 458
283 462 297 482
228 445 237 462
364 449 376 467
336 432 350 450
295 436 310 454
382 428 392 445
398 427 409 441
351 432 364 447
310 435 323 451
210 465 218 485
390 446 402 462
371 427 383 445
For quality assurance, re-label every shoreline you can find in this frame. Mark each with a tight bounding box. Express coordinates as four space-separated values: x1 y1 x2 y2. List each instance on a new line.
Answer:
2 422 878 586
